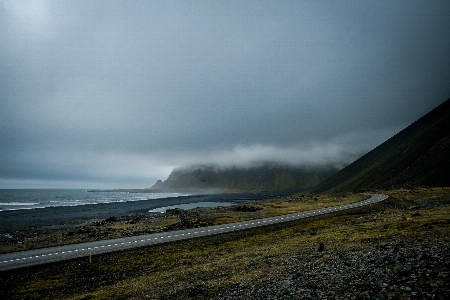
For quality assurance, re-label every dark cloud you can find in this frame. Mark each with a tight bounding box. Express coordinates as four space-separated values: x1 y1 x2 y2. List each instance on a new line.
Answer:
1 1 449 188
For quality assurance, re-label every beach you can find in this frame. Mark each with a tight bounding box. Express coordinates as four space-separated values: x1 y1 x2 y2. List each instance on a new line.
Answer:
0 190 297 255
0 191 291 231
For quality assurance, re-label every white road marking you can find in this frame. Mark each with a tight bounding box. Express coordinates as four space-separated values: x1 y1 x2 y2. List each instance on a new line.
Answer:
0 194 388 271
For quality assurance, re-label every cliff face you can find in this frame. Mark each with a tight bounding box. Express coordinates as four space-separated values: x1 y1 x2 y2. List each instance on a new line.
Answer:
150 163 338 193
314 98 450 193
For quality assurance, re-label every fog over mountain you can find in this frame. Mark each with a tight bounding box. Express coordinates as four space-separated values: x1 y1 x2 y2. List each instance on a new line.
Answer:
150 162 339 192
1 1 449 189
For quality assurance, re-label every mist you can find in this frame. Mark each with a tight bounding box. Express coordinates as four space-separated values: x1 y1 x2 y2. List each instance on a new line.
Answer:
1 1 449 188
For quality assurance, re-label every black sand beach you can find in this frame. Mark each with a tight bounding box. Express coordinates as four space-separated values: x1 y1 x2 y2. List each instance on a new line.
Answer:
0 191 291 231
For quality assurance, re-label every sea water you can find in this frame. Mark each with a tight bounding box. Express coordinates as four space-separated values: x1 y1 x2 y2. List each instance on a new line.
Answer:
0 189 188 211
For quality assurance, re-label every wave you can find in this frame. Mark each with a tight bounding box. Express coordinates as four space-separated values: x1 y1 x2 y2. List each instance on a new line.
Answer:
0 191 189 211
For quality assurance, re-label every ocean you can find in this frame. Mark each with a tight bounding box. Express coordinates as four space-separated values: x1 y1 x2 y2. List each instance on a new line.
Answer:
0 189 188 211
0 189 291 229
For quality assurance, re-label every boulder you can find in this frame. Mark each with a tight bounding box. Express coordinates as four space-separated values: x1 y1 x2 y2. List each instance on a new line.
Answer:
373 268 384 277
416 252 427 261
234 205 261 212
315 242 324 252
105 216 117 223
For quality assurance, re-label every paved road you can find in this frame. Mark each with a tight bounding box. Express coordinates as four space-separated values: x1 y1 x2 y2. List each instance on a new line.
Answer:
0 193 388 271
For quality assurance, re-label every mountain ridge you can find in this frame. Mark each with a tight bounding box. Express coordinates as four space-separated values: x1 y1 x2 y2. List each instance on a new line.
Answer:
149 163 338 193
313 98 450 193
149 98 450 194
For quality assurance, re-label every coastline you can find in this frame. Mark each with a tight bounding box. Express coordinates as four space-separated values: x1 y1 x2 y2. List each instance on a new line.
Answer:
0 191 292 231
1 189 449 299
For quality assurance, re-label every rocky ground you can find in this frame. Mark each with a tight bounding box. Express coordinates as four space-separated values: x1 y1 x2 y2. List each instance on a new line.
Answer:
206 235 450 300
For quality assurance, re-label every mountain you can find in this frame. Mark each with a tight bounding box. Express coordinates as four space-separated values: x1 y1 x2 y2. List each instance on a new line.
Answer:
314 98 450 193
150 163 338 193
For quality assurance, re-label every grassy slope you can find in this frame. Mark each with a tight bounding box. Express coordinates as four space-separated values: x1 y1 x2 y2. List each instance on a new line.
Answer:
1 188 449 299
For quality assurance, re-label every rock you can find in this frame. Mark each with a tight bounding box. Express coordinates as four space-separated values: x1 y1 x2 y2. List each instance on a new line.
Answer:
373 268 384 277
395 217 406 221
393 255 404 262
407 205 420 210
234 205 261 212
416 252 427 261
295 278 309 287
390 247 400 254
187 286 209 297
105 216 117 223
166 208 187 218
165 219 194 230
360 291 370 299
248 260 256 267
315 242 324 252
405 263 413 271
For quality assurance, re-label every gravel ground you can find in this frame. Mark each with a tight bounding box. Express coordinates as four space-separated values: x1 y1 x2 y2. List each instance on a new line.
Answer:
161 235 450 300
220 239 449 299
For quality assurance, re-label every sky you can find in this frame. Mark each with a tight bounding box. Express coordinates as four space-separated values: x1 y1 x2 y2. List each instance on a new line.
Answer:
1 1 450 189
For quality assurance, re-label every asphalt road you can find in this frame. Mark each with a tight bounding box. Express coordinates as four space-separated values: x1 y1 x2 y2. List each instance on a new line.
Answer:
0 193 388 272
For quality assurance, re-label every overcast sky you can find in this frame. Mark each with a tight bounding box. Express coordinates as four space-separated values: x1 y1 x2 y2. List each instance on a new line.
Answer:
1 1 449 189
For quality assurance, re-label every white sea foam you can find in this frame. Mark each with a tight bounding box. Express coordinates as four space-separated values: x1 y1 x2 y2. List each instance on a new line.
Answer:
1 202 41 206
0 190 189 211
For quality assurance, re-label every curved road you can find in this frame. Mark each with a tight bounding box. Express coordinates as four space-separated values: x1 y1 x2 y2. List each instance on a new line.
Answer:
0 193 388 271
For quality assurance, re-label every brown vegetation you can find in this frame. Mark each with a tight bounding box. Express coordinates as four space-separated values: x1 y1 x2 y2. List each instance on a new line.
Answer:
1 188 449 299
